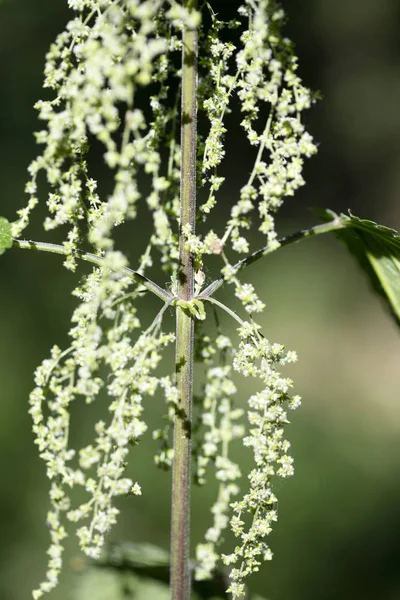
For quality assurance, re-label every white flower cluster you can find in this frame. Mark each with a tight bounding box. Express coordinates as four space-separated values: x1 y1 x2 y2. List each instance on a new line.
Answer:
194 314 301 596
30 267 175 598
193 335 244 581
18 3 188 596
221 324 301 598
198 13 239 215
197 0 317 304
227 0 317 253
14 0 186 276
194 24 312 587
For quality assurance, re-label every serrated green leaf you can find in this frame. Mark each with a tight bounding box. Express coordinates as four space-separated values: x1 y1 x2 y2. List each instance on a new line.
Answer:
0 217 13 255
318 209 400 326
79 541 270 599
101 542 169 569
72 567 170 600
73 569 130 600
93 542 229 599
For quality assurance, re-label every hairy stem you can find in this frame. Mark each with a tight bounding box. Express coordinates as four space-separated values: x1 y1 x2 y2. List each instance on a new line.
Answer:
201 217 344 298
171 4 198 600
12 238 172 302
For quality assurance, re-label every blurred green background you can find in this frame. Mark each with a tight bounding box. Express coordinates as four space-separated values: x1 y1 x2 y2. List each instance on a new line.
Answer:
0 1 399 599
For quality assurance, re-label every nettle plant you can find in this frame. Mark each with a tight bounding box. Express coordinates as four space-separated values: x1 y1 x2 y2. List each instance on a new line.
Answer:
1 0 399 599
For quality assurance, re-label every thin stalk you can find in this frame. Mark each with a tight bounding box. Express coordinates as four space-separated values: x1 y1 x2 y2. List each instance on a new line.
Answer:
13 238 172 302
171 3 198 600
201 296 245 327
201 217 345 298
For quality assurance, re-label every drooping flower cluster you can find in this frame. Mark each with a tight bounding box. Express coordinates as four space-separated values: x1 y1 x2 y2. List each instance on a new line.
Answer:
19 1 188 596
29 256 175 598
193 334 244 581
15 1 317 598
13 0 201 275
192 310 302 595
191 1 316 595
221 323 301 598
196 0 317 257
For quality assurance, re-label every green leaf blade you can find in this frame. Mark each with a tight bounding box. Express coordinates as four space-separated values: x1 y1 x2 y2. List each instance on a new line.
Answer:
92 542 230 599
317 209 400 327
0 217 13 255
361 232 400 324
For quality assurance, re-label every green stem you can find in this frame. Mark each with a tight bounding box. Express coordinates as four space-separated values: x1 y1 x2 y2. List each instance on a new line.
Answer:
13 238 172 303
201 217 344 298
171 3 198 600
